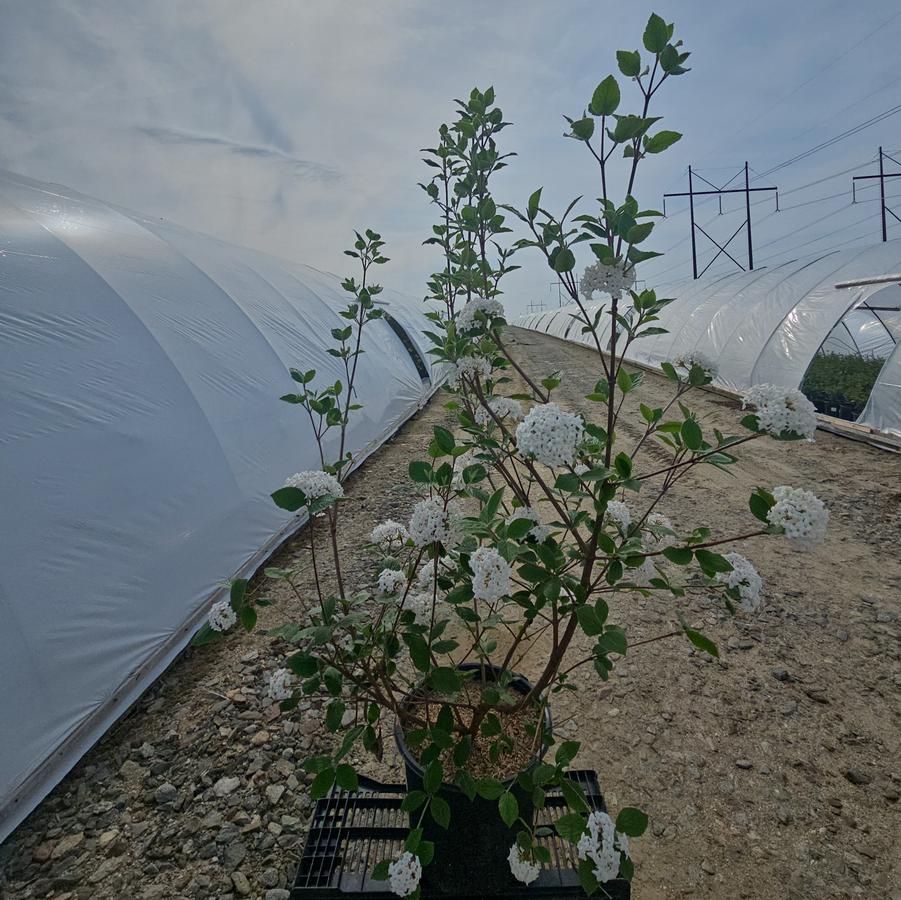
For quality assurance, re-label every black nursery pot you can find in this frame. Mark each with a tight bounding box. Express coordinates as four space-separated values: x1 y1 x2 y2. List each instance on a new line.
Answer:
394 663 553 896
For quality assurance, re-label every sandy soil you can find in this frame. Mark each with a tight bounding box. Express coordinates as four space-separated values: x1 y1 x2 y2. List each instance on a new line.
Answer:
1 326 898 900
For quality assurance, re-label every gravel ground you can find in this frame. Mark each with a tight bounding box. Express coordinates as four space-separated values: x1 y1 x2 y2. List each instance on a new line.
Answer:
1 326 899 900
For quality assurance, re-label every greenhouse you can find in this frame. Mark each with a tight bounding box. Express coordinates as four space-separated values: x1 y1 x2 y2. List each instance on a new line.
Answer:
0 170 440 840
518 240 901 439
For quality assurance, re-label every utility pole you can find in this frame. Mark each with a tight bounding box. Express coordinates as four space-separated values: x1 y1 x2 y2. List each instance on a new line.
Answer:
851 147 901 242
663 163 779 279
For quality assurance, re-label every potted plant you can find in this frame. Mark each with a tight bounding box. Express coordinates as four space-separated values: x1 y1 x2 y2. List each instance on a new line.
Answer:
197 14 828 897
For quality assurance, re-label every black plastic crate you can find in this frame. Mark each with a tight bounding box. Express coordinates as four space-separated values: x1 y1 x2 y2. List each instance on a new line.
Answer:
291 770 631 899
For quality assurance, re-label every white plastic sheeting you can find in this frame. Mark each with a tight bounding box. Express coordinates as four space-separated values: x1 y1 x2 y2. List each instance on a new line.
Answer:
517 240 901 437
0 170 441 839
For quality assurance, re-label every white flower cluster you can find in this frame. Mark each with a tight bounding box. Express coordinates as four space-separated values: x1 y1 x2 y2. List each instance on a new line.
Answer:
416 556 455 592
377 568 406 596
642 512 675 551
449 354 492 388
469 547 512 602
742 384 817 440
409 499 461 547
268 668 294 701
716 552 763 613
208 599 236 632
576 811 629 884
580 261 636 299
506 506 550 542
457 297 505 331
508 843 541 885
388 851 422 897
672 349 718 380
605 500 632 532
285 470 344 501
767 486 828 550
371 520 409 551
515 402 584 467
475 395 525 426
400 592 435 626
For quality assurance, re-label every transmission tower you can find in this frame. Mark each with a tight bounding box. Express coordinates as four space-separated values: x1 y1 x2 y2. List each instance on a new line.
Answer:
663 163 779 278
851 147 901 241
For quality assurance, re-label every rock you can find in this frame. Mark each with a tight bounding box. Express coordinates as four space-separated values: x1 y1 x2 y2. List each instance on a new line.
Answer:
140 887 168 900
51 832 85 860
32 840 54 862
883 787 899 802
771 668 790 682
154 782 178 804
214 776 241 797
138 741 156 759
261 867 280 888
118 759 145 784
221 841 247 870
266 784 286 804
701 859 716 875
251 730 270 746
735 759 753 770
88 857 123 884
845 769 873 786
231 871 251 895
265 891 291 900
98 829 119 851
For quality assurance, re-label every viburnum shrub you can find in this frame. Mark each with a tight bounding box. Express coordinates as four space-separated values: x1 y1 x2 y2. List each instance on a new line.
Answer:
195 14 829 897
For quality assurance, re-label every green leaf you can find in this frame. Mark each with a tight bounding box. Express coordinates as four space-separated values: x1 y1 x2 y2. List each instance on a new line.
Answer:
644 130 682 154
403 633 432 673
433 426 455 454
555 473 582 493
616 807 648 837
578 857 600 894
560 777 590 813
695 548 733 576
570 117 595 141
310 767 336 799
430 795 451 828
499 792 519 828
335 764 359 791
626 222 654 244
423 759 444 795
681 418 702 451
589 75 621 117
597 626 627 656
271 486 307 512
553 247 576 274
684 626 719 658
430 667 462 694
371 860 391 880
662 546 693 566
617 49 641 77
528 188 543 221
325 699 346 732
643 13 670 52
556 812 587 842
555 740 581 767
409 460 432 483
749 488 775 523
401 790 428 812
576 605 604 637
475 778 505 800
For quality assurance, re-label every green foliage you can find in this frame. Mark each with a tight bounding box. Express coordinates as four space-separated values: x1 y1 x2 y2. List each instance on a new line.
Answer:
800 351 883 420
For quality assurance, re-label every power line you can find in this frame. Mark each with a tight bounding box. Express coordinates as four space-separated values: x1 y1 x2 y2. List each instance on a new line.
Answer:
754 103 901 180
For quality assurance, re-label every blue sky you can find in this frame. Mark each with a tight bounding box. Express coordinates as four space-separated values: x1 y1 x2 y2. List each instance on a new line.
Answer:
2 0 900 315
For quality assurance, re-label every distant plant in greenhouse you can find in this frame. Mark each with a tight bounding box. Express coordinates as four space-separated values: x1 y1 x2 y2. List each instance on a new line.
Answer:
195 14 829 897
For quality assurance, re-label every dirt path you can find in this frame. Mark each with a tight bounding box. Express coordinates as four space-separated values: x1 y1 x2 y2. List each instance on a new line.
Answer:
1 327 898 900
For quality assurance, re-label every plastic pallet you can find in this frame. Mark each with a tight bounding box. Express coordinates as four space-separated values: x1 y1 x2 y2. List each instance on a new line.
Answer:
291 770 631 899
